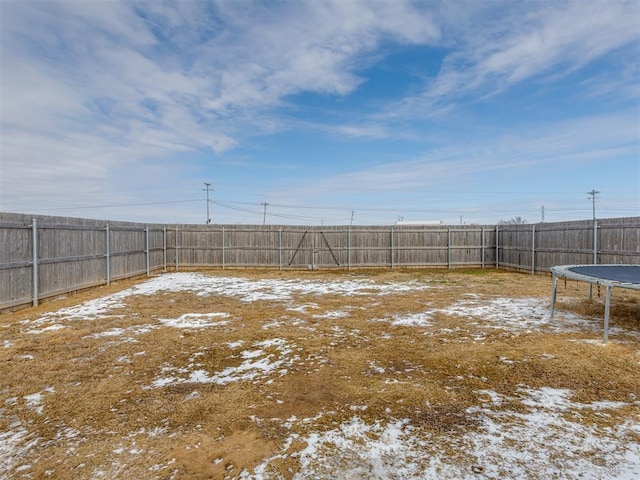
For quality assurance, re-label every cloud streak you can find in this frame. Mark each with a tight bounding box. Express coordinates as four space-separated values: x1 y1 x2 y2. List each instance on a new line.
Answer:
276 110 640 196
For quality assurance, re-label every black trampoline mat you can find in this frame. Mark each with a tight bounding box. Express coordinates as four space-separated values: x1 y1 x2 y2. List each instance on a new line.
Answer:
569 265 640 285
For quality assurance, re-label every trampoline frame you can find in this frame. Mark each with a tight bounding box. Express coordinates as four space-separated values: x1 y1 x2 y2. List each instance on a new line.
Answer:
550 264 640 343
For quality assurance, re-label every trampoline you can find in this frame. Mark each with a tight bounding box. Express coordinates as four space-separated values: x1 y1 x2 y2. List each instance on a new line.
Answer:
550 264 640 342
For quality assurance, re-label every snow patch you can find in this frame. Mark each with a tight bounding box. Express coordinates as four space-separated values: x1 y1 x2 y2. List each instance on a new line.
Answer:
390 312 434 327
0 421 39 477
437 296 621 336
159 312 230 329
242 387 640 479
24 387 55 415
25 324 66 335
312 310 350 319
149 339 298 388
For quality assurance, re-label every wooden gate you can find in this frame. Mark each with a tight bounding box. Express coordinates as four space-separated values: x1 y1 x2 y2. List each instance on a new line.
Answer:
287 230 342 268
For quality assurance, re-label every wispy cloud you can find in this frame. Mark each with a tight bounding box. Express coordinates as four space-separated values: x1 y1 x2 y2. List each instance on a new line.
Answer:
0 1 637 224
278 110 640 196
386 0 640 118
1 0 440 210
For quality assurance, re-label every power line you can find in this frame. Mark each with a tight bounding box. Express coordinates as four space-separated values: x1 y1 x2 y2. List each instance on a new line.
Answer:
212 201 346 222
9 192 635 225
218 198 619 215
14 199 624 219
7 199 202 212
217 199 598 215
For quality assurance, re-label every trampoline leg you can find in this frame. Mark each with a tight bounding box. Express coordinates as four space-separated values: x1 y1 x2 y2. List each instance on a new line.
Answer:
550 274 558 318
603 286 611 343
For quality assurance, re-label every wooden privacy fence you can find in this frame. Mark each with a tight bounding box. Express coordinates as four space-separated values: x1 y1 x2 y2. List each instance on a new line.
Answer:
0 213 167 310
1 212 638 310
497 217 640 273
170 225 496 270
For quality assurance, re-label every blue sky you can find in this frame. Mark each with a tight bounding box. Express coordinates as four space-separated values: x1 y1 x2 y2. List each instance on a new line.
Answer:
1 0 638 225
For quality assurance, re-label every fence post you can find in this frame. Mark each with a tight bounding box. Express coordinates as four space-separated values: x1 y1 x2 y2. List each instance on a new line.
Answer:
222 227 226 269
531 224 536 274
162 226 167 272
481 226 485 269
105 223 110 285
495 225 499 269
145 226 150 276
447 227 451 269
347 226 351 271
311 230 316 270
593 220 598 264
175 226 179 271
32 218 38 307
390 227 394 268
278 228 282 271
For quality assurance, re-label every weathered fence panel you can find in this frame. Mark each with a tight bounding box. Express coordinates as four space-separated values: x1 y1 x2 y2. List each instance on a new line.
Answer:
597 220 640 265
0 213 166 310
350 227 394 267
1 211 638 311
37 223 106 298
0 221 32 308
497 217 640 273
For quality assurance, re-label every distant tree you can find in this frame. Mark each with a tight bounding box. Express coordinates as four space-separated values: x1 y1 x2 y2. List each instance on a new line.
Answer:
499 216 527 225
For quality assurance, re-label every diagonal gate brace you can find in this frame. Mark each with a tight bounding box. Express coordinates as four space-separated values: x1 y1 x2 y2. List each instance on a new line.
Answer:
288 230 308 266
320 231 340 266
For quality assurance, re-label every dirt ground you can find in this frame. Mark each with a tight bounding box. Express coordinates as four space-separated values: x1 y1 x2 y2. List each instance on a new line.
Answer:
1 269 639 479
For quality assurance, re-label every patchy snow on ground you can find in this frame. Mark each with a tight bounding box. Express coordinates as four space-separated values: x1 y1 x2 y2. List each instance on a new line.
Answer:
439 297 595 333
374 296 623 339
312 310 351 319
21 273 625 340
0 419 38 477
159 312 231 329
242 387 640 480
148 338 300 388
389 312 434 327
251 417 429 479
127 272 431 303
4 273 640 478
86 324 159 340
438 296 640 340
21 273 431 332
24 323 67 335
464 387 640 480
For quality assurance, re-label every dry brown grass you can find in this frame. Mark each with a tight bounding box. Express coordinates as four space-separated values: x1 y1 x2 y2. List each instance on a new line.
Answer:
1 269 639 479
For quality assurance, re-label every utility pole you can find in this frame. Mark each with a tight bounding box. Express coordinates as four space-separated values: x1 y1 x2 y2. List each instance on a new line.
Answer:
459 215 463 226
203 182 211 224
541 205 545 223
350 211 355 227
587 189 600 220
261 202 268 225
